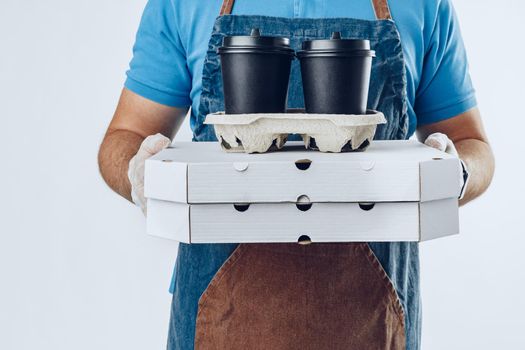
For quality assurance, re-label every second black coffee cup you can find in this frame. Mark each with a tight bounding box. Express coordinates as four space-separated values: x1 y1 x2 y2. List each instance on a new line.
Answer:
218 29 295 114
298 32 376 115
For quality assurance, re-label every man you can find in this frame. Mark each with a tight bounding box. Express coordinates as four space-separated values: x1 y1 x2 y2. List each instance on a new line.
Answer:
98 0 495 349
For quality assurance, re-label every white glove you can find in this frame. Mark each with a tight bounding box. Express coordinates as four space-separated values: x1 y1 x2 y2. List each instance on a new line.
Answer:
424 132 469 199
128 133 171 215
424 132 458 156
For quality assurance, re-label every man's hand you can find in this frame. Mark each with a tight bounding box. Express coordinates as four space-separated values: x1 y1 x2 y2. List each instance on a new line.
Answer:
417 107 495 206
128 133 171 214
98 88 188 205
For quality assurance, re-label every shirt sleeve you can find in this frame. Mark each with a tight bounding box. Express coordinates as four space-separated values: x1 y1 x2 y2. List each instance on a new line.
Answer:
415 0 477 125
124 0 192 107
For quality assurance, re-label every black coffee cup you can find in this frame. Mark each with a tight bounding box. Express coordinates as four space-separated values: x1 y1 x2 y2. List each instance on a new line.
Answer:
297 32 375 115
218 29 295 114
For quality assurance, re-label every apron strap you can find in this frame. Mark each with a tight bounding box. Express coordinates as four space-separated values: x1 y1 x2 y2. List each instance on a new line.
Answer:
219 0 392 19
371 0 393 20
219 0 235 15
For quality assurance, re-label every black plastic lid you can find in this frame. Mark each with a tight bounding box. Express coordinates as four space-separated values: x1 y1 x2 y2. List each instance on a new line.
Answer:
219 28 294 55
298 32 375 57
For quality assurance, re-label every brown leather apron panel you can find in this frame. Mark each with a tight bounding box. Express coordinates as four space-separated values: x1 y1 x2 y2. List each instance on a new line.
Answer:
195 243 406 349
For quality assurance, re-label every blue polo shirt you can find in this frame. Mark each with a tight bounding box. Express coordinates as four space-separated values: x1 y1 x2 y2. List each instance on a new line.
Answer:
125 0 477 137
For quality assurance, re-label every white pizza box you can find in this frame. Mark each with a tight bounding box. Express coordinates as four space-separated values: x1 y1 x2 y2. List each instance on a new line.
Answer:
144 140 462 204
146 198 459 243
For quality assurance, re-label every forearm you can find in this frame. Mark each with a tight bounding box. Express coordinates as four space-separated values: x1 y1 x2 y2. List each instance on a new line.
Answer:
456 138 495 206
98 129 144 202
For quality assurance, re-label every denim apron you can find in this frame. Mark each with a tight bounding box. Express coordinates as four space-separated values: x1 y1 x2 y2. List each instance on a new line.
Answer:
168 0 421 349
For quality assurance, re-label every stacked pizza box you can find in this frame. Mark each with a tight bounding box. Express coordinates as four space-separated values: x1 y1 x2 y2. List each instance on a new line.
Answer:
144 140 462 243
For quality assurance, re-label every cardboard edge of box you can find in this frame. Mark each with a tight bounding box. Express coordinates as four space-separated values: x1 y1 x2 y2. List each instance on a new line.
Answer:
144 142 461 244
146 199 459 244
144 159 188 203
145 156 462 204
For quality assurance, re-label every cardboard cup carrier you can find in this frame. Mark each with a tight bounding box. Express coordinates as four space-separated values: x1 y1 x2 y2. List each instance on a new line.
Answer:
213 30 380 153
205 110 386 153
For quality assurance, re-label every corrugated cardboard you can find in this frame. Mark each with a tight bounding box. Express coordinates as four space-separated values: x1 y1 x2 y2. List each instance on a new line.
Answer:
145 140 462 204
144 140 461 243
146 198 459 243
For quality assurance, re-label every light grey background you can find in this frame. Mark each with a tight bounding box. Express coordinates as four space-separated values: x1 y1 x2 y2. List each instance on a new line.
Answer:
1 0 523 349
